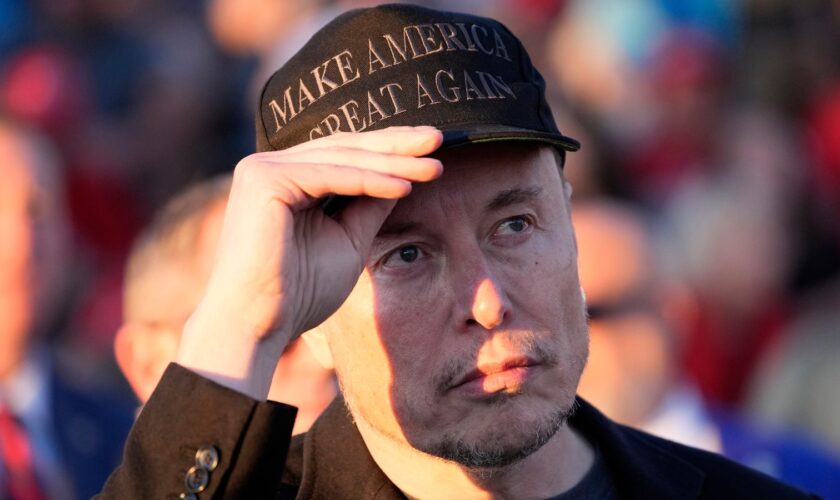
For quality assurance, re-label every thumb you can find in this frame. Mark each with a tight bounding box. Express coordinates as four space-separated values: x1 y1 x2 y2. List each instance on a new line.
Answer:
338 196 398 261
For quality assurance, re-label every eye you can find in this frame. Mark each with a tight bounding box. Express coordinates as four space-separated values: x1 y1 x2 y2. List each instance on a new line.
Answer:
493 215 532 236
381 244 426 268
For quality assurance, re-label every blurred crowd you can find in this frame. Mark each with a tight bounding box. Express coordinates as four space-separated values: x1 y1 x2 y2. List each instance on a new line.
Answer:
1 0 840 497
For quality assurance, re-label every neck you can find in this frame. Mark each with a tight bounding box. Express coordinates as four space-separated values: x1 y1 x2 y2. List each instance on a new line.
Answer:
356 418 594 500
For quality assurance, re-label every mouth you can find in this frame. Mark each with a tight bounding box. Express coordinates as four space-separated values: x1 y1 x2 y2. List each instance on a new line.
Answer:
450 356 541 397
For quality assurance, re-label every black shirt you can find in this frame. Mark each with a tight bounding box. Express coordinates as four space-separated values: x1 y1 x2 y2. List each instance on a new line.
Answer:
549 445 618 500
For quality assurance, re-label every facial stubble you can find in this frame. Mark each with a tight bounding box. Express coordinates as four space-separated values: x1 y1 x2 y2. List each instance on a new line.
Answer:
340 327 589 470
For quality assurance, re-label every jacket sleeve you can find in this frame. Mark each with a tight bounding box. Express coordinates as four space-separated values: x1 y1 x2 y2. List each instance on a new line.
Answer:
96 363 297 499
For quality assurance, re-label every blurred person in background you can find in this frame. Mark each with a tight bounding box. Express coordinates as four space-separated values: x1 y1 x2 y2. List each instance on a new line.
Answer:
574 198 840 498
661 108 800 407
747 82 840 452
0 1 241 364
115 175 336 435
0 116 133 499
545 0 840 421
543 0 800 411
748 272 840 456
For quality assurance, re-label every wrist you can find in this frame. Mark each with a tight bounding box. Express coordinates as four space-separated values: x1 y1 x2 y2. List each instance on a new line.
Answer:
176 303 289 401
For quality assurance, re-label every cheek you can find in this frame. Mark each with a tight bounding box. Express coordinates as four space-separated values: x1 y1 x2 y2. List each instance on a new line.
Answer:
329 299 389 393
328 278 455 441
509 229 583 322
515 235 589 376
369 284 452 401
327 274 445 409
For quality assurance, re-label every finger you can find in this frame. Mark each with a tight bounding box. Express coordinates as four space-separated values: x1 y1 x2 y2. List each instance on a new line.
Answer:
337 197 398 260
264 148 443 183
283 126 443 156
259 163 415 209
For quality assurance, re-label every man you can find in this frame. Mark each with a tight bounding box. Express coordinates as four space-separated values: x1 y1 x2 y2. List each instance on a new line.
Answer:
115 175 336 434
0 116 134 499
99 5 814 498
574 199 840 498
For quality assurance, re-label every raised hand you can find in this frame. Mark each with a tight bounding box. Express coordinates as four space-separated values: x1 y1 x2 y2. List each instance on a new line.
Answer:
176 126 443 399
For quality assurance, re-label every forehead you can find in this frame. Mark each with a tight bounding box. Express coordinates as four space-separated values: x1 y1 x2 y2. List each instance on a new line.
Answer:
386 143 563 221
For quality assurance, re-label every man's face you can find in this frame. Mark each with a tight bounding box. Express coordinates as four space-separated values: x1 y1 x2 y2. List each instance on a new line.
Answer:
323 143 588 467
573 204 673 426
0 126 67 375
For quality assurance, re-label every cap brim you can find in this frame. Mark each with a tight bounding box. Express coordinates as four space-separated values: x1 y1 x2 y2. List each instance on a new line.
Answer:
439 124 581 152
321 125 579 217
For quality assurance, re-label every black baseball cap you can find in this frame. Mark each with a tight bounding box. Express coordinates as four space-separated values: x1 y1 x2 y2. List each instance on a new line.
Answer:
255 3 580 155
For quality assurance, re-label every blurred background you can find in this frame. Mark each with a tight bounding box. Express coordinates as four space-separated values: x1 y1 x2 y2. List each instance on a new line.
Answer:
1 0 839 497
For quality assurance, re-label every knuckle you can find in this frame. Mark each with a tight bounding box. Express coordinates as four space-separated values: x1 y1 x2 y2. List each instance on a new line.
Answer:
232 159 265 186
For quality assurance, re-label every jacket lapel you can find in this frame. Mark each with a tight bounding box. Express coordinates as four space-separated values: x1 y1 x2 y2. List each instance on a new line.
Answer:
571 398 705 500
295 397 404 499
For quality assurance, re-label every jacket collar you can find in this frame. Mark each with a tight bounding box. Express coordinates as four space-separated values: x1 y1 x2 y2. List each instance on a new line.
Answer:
295 397 404 499
296 396 705 499
569 398 705 500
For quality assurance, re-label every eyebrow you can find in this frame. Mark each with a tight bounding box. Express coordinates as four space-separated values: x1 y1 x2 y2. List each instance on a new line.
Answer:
376 220 419 238
374 186 544 239
485 186 543 211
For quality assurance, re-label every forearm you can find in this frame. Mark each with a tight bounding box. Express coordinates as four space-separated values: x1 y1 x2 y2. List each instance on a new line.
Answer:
97 363 297 499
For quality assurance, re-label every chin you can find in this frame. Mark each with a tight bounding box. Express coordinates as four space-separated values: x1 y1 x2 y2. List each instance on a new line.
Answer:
420 392 578 469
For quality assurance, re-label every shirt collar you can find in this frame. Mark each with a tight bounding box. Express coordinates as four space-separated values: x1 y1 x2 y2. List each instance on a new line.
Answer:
0 348 51 428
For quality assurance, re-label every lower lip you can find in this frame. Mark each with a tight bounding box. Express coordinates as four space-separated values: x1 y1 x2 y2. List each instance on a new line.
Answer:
454 366 539 397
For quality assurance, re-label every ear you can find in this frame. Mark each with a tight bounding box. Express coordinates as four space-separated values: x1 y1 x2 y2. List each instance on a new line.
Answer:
300 327 334 369
563 178 574 202
114 323 181 403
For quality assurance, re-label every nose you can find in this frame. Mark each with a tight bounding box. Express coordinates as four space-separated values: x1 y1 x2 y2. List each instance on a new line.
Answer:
447 252 512 332
469 277 512 330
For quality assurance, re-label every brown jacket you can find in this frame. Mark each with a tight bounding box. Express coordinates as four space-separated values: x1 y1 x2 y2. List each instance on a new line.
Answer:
98 363 816 499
